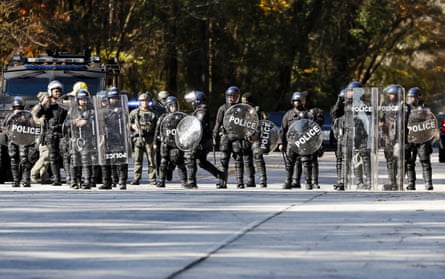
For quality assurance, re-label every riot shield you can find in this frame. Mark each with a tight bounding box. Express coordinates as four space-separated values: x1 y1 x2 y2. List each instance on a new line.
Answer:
5 110 41 145
259 119 280 154
175 115 202 151
341 87 378 190
68 97 98 167
377 87 405 191
94 95 131 165
223 103 259 140
407 107 438 144
159 112 187 148
286 119 322 156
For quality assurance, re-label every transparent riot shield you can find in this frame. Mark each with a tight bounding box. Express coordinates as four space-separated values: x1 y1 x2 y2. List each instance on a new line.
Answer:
341 87 378 190
377 87 405 191
286 119 323 156
94 94 131 165
259 119 280 154
5 110 41 145
68 97 98 167
223 103 259 140
159 112 187 148
175 115 202 151
407 107 438 144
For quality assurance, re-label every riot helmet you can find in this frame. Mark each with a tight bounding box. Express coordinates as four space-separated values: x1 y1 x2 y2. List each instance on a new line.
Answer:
291 91 305 110
97 90 107 100
291 91 305 103
107 87 120 107
158 91 169 105
138 93 152 109
184 90 206 109
383 84 403 96
225 86 240 105
407 87 421 97
97 90 108 107
383 84 403 103
345 81 362 100
165 96 179 113
47 80 63 97
107 87 120 99
407 87 420 105
72 81 88 95
76 89 89 102
12 96 25 109
346 81 363 89
138 93 151 101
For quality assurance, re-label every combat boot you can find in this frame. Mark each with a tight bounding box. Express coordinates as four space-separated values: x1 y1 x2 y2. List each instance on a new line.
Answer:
406 183 416 191
216 171 227 189
130 179 140 185
246 177 256 187
98 184 112 190
156 180 165 188
334 183 345 191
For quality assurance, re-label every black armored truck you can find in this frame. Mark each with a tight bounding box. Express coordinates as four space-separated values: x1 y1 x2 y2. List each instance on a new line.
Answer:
0 50 119 183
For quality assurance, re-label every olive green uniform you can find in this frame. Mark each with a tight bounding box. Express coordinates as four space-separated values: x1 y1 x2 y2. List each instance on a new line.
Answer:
129 107 158 184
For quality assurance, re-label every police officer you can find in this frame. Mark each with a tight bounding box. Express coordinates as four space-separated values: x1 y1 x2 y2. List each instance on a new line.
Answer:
69 89 96 189
129 93 158 185
300 91 324 189
35 80 68 185
331 81 371 191
30 92 51 184
98 87 129 190
405 87 434 191
4 97 33 187
240 92 268 187
153 96 187 188
152 90 175 179
213 86 245 189
152 90 169 117
380 84 404 191
278 92 320 190
183 90 225 188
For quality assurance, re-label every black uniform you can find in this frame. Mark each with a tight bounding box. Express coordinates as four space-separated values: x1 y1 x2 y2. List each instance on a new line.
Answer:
379 86 405 191
331 93 371 190
242 104 268 187
69 102 96 189
213 103 245 188
35 99 67 185
280 106 323 190
184 103 224 188
405 100 433 190
154 111 187 188
4 109 34 187
98 91 129 190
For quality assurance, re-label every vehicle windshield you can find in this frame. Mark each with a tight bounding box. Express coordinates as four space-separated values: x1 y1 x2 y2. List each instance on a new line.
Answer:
5 76 102 97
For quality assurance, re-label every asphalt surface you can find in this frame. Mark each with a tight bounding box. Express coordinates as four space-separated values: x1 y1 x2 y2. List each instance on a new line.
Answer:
0 151 444 278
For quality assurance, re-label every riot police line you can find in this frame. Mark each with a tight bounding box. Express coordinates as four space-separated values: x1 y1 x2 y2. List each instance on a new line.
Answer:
2 82 438 191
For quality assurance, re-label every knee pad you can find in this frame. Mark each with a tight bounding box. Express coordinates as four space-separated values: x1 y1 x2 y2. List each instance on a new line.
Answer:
232 140 242 153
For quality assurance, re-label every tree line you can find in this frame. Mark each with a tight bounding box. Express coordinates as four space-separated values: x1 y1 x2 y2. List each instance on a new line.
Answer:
1 0 445 114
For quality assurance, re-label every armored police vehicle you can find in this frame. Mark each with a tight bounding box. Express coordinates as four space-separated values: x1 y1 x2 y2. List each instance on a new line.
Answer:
0 50 119 183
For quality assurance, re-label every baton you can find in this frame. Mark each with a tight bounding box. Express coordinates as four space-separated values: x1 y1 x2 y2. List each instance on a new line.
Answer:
281 149 289 170
213 144 217 165
212 136 217 165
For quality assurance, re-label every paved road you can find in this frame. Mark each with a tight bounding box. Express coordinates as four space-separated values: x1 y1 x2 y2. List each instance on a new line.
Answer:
0 151 444 278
